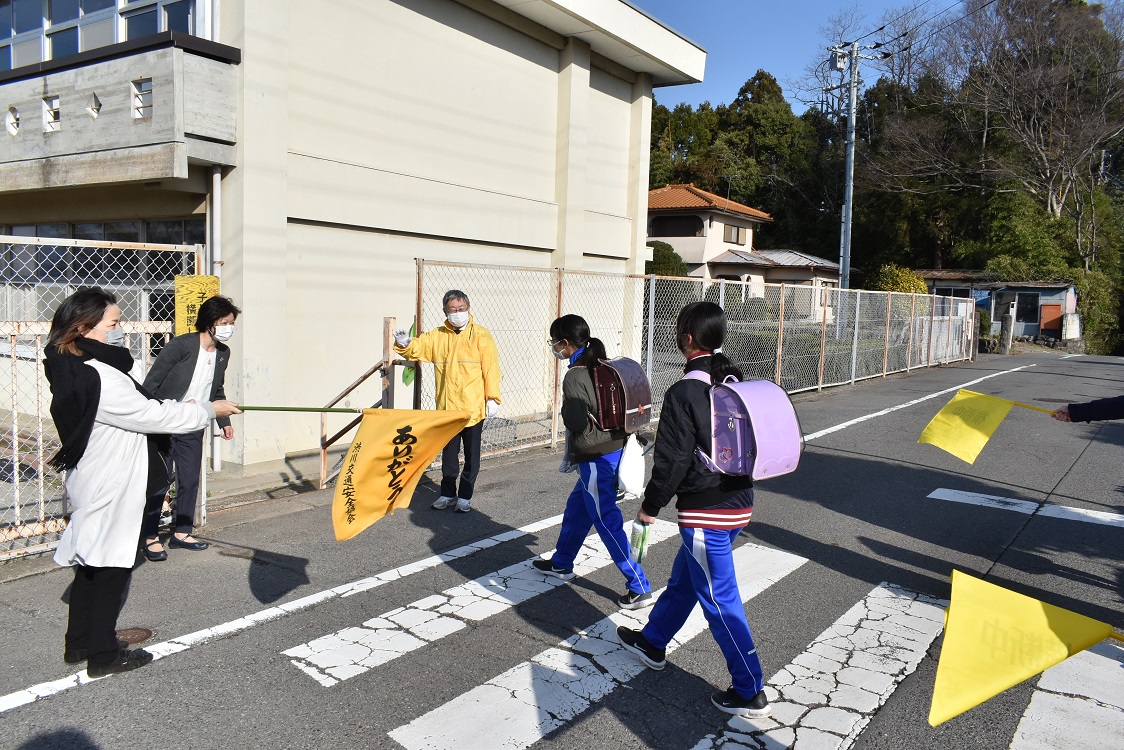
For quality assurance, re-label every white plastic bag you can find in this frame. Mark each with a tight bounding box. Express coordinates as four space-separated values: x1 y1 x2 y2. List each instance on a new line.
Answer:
617 434 645 500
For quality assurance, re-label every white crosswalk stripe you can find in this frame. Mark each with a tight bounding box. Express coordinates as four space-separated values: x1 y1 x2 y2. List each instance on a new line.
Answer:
927 488 1124 527
282 519 682 686
387 543 808 750
1009 640 1124 750
689 583 946 750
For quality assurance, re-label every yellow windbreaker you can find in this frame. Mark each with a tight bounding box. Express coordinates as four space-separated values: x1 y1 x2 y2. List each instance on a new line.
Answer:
394 316 501 427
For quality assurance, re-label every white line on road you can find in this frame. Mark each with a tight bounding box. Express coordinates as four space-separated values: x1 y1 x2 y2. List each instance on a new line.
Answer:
803 364 1037 442
0 513 568 715
283 519 682 686
928 488 1124 528
1008 639 1123 750
689 583 946 750
387 543 808 750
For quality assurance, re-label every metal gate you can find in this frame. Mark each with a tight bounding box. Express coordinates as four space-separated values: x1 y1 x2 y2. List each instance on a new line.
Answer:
1 234 203 561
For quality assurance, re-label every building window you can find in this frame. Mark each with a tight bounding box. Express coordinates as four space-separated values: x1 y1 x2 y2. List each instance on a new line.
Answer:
650 215 705 238
723 224 748 246
1015 292 1039 324
5 106 18 135
132 77 152 118
42 94 60 131
0 1 199 69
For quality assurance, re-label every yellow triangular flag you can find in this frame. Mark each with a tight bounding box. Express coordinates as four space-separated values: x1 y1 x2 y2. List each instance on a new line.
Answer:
918 389 1014 463
332 408 471 541
929 570 1113 726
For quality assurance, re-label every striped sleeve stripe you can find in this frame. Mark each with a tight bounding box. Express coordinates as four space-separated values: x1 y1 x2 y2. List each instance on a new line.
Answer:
677 508 754 529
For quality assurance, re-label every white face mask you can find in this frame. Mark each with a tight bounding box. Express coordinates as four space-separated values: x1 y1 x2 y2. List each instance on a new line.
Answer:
213 324 235 342
550 342 569 361
447 311 470 328
100 327 125 347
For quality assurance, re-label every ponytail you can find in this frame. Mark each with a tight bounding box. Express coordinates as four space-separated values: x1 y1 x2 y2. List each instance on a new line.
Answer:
710 351 743 382
575 337 608 368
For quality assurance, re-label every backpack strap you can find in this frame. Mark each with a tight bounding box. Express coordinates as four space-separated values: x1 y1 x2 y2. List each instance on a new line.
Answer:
683 370 711 384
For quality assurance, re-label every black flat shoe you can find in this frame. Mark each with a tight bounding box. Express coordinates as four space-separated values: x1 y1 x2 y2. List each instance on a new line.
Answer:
87 648 153 678
143 539 167 562
64 638 129 664
168 535 209 551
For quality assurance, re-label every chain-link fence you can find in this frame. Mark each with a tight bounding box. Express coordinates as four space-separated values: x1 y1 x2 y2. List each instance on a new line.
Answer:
415 260 973 455
1 235 201 561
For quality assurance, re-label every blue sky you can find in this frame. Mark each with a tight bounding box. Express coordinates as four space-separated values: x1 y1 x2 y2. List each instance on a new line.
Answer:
629 1 913 113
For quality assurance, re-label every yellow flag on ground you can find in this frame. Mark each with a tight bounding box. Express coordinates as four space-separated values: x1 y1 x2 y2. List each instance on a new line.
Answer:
929 570 1114 726
332 409 471 541
918 389 1014 464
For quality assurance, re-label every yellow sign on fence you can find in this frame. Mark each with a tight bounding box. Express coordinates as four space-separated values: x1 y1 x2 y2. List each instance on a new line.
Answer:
174 275 220 335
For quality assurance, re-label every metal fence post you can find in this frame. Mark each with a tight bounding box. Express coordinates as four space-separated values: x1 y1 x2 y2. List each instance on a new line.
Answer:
945 299 954 364
906 293 916 370
646 274 656 384
850 290 862 384
551 268 564 449
882 291 891 376
774 283 786 385
927 297 936 367
818 288 828 391
413 259 424 410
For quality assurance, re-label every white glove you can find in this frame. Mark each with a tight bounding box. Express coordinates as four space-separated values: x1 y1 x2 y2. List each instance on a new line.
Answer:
486 399 500 418
394 329 411 348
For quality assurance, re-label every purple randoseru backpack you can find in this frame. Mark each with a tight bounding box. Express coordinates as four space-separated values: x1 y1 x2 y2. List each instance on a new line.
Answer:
683 370 803 480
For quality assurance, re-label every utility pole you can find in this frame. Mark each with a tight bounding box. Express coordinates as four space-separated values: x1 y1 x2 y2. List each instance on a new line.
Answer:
826 42 891 289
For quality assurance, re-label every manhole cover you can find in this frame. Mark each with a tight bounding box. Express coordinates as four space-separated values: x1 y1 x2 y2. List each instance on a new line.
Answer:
116 628 153 645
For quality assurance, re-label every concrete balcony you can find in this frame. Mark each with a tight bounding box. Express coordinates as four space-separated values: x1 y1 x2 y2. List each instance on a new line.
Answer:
0 33 240 194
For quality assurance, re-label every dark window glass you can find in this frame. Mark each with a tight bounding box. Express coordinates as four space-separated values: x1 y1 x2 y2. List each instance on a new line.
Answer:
125 8 156 39
71 247 99 283
37 246 71 282
651 215 705 238
1015 293 1039 324
36 223 67 238
48 25 78 58
147 249 185 281
0 46 10 72
82 0 115 12
104 220 140 241
72 222 103 241
184 217 205 245
12 0 41 34
164 0 190 33
1 1 12 40
148 289 175 356
49 0 79 24
146 220 183 244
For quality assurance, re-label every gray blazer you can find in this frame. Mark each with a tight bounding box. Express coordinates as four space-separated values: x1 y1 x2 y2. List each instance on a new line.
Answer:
143 333 232 429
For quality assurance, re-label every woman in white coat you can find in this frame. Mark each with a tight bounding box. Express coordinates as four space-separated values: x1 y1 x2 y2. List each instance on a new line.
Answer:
44 288 240 677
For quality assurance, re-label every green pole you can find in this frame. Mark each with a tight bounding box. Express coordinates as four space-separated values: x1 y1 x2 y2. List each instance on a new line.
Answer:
237 406 363 414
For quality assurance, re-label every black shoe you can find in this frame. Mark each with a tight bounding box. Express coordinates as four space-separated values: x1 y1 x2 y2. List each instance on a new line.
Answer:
64 638 129 664
168 535 209 551
711 687 772 717
531 558 575 580
86 648 154 678
616 626 666 670
617 590 654 610
143 538 167 562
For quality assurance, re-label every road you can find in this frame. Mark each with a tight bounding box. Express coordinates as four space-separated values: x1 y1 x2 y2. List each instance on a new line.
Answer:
0 352 1121 750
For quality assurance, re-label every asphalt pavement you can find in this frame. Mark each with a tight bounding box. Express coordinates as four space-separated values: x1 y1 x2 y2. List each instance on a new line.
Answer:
0 352 1120 750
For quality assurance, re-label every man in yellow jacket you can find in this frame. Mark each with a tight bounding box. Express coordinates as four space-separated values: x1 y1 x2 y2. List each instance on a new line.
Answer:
394 290 501 513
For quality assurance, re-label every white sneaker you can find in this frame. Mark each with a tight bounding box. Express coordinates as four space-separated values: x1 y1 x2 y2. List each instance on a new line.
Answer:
454 498 471 513
432 496 455 509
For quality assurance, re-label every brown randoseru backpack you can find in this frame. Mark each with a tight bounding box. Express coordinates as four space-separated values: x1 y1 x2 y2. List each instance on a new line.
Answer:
590 357 653 433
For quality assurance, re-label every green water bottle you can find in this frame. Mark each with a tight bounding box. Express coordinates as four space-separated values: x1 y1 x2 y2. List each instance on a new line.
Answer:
629 519 650 563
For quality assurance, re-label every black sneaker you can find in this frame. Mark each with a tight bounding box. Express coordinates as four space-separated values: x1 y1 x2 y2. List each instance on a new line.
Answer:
616 626 666 670
532 558 574 580
86 648 154 678
617 590 654 610
64 638 129 664
711 687 772 718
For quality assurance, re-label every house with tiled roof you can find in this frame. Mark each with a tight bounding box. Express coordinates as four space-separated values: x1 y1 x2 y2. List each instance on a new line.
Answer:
647 184 838 295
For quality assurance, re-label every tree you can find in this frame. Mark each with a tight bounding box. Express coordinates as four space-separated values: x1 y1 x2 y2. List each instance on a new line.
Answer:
645 241 689 276
865 264 929 293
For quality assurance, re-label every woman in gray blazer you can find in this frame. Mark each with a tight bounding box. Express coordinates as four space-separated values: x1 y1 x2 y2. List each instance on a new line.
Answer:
140 296 241 560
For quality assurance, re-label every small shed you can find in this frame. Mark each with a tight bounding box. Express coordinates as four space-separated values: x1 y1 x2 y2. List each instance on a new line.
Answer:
917 270 1078 339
